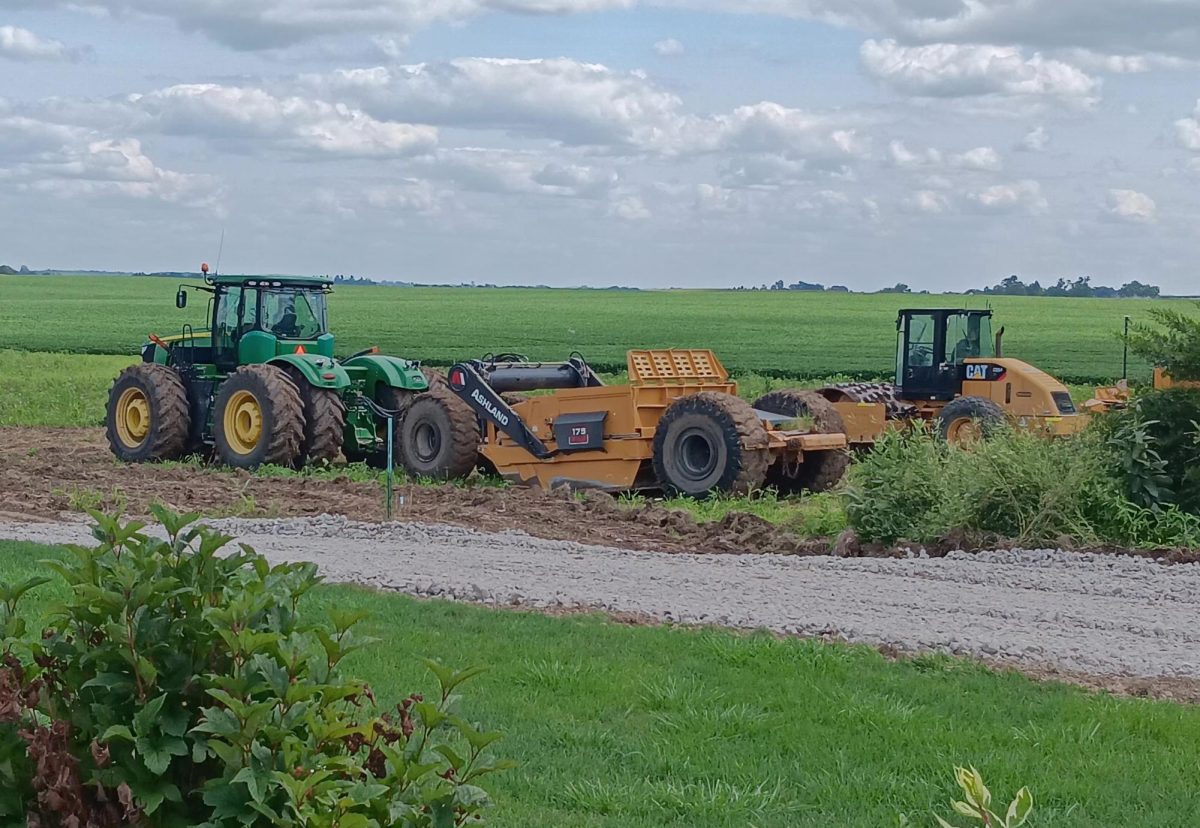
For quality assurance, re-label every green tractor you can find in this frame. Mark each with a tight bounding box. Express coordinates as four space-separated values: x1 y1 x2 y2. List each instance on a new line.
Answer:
106 271 431 469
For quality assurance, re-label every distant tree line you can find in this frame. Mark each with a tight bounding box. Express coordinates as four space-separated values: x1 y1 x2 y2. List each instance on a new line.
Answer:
968 274 1160 298
732 274 1162 297
737 280 922 294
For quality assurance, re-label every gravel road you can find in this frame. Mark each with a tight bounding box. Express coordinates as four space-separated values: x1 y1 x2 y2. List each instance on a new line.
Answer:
2 515 1197 679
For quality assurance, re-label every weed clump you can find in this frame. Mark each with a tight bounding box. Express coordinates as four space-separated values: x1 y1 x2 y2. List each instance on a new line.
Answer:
844 425 1200 548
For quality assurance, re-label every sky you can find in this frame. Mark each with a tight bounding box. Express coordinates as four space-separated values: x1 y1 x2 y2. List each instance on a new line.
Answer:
1 2 1199 291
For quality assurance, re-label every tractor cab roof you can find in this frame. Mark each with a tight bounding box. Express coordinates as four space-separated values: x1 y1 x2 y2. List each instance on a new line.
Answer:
206 274 333 289
896 308 992 316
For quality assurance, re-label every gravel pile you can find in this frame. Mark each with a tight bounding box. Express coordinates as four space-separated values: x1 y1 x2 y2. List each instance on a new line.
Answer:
2 514 1198 679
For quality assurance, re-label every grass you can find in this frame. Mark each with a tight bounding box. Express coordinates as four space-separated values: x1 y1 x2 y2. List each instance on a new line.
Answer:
0 274 1175 382
623 489 848 536
4 539 1200 826
0 349 131 427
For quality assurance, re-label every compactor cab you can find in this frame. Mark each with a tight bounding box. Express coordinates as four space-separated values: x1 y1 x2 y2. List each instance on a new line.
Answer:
895 308 997 402
821 308 1086 444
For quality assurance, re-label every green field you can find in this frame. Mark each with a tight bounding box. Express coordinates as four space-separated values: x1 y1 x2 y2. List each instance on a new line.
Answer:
0 275 1176 382
4 539 1199 827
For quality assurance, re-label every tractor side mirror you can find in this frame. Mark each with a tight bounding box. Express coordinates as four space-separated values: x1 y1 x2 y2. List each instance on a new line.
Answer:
176 289 188 309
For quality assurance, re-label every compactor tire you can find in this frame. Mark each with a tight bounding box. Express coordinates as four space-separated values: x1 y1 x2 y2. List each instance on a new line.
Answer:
938 396 1005 444
213 365 304 469
399 387 480 481
753 389 849 494
106 363 191 462
652 392 770 498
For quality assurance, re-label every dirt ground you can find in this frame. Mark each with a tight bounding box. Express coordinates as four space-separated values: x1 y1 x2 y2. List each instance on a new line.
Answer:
0 427 839 556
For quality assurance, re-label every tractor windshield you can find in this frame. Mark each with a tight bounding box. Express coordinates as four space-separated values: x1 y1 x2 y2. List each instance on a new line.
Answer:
261 289 328 340
945 313 994 363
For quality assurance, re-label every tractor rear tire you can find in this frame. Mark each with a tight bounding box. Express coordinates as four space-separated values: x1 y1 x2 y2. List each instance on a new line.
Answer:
106 363 191 462
281 368 346 468
398 387 480 481
652 392 769 498
753 389 849 493
938 396 1005 444
213 364 304 470
420 366 447 390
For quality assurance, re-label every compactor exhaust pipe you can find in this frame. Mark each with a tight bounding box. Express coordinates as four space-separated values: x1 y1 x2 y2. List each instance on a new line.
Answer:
995 326 1005 358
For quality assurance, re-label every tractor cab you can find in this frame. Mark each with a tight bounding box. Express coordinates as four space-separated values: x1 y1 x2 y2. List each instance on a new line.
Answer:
895 309 996 401
159 274 336 369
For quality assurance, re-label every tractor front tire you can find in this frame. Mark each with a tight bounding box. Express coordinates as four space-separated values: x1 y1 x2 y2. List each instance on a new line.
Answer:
938 396 1005 444
106 363 191 462
398 387 480 481
213 365 304 470
753 389 849 494
652 392 769 498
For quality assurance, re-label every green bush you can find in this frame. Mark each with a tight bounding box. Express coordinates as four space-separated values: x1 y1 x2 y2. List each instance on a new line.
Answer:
1118 389 1200 513
0 508 508 827
1126 301 1200 383
844 425 1200 548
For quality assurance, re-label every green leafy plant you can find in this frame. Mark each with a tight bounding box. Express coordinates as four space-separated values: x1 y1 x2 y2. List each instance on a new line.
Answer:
1108 413 1173 509
1126 302 1200 383
934 766 1032 828
0 507 507 826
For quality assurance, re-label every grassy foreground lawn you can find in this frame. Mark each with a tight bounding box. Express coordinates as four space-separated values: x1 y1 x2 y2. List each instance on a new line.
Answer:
3 541 1199 826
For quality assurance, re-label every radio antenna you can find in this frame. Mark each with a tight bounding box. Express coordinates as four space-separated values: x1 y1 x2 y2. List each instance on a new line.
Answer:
214 228 225 277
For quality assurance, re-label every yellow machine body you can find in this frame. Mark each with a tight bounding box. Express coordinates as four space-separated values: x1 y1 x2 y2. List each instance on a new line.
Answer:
478 349 846 491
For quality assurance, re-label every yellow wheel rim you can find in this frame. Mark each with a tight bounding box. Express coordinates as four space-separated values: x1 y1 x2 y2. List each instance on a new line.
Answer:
224 390 263 455
947 417 983 444
114 387 151 448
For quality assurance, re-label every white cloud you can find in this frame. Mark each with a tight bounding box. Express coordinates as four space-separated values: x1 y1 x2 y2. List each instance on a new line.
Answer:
950 146 1001 171
889 141 999 170
907 189 949 213
653 37 684 56
888 139 941 168
1106 188 1156 223
423 148 618 199
0 24 80 61
14 0 1200 63
303 58 686 151
694 182 747 213
1018 125 1049 152
1175 100 1200 152
304 60 868 164
0 118 215 204
29 83 439 159
967 179 1047 213
610 195 651 219
134 84 438 158
713 1 1200 63
707 102 870 160
860 39 1100 107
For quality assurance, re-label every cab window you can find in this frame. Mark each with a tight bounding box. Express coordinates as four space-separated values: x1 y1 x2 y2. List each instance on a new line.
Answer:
946 313 995 363
261 290 326 340
214 287 258 350
906 314 936 367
